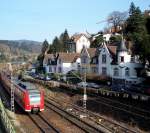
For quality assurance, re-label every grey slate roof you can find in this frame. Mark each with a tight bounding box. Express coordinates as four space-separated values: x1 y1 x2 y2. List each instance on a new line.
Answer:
117 39 127 52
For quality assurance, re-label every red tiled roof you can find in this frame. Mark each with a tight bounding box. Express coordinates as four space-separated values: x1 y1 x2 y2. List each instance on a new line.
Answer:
107 45 117 55
87 48 96 58
58 52 80 63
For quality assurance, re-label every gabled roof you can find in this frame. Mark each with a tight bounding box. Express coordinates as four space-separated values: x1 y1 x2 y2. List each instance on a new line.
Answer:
100 43 117 65
87 48 97 58
58 53 80 63
71 33 89 43
107 45 117 56
117 39 128 52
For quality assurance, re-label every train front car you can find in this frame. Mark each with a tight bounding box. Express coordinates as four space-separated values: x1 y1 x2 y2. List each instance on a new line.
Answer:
16 82 44 113
23 84 44 113
27 89 44 113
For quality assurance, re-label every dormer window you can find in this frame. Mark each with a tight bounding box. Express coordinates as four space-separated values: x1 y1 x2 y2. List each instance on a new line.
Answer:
102 54 106 64
121 56 124 62
83 58 86 63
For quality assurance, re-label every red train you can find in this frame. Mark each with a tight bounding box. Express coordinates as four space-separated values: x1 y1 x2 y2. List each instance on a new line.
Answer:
0 72 44 113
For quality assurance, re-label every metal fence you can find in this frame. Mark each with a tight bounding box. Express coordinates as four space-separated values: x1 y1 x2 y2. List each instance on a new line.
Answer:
0 98 15 133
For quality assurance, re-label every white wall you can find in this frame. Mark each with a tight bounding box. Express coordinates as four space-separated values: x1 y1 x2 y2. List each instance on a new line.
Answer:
118 51 131 63
103 34 111 42
76 35 90 53
112 62 144 84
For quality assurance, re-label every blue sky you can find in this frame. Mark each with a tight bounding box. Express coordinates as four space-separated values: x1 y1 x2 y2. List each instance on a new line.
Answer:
0 0 149 43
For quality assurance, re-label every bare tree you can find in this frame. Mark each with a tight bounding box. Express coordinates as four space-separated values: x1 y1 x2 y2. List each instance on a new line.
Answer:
107 11 128 33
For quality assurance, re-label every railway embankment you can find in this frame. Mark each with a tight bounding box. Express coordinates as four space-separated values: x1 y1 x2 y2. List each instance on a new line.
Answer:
0 97 15 133
24 76 150 102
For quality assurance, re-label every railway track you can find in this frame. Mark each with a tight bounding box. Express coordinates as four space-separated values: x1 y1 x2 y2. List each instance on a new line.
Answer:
92 95 150 120
28 113 60 133
0 82 60 133
45 98 109 133
46 95 138 133
59 87 150 120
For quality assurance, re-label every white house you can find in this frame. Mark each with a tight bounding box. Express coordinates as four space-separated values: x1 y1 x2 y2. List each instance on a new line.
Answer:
43 53 81 75
98 43 117 77
80 47 98 75
111 39 144 85
43 53 57 74
98 39 144 85
68 33 90 53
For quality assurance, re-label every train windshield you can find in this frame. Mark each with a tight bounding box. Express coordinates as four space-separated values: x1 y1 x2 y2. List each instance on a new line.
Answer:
29 90 41 105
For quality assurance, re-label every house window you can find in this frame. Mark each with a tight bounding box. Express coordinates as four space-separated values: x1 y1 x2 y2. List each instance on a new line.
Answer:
125 67 130 77
102 67 107 75
92 67 97 73
82 56 87 64
102 54 106 64
83 58 86 63
113 68 119 76
54 66 56 72
49 67 52 72
121 56 124 62
58 67 62 73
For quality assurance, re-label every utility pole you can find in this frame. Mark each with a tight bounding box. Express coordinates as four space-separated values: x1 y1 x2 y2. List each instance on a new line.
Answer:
9 63 15 119
69 70 88 118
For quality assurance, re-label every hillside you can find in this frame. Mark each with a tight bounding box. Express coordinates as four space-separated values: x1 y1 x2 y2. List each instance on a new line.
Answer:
0 40 42 55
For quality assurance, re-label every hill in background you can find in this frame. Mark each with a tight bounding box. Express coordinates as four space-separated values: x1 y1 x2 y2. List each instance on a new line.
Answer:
0 40 42 55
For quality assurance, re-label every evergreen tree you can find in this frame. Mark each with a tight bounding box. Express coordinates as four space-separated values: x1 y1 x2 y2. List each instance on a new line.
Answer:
47 29 70 53
37 39 49 68
145 15 150 34
109 35 122 44
52 36 62 52
41 39 49 54
125 2 150 65
63 29 70 52
47 44 55 54
59 29 70 52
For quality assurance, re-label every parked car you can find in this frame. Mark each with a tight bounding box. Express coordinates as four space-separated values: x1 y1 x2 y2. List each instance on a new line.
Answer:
77 82 88 87
87 82 100 89
39 75 45 80
45 76 51 81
